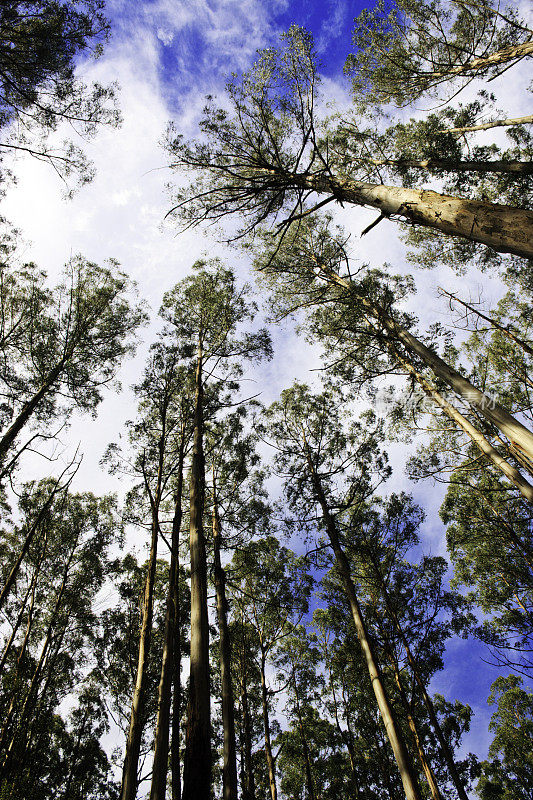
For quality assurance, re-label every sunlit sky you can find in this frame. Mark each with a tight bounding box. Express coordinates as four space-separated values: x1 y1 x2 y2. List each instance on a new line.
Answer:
2 0 532 773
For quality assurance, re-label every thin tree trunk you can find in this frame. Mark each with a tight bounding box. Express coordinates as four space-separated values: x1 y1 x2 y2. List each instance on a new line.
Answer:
212 471 239 800
389 342 533 505
0 360 64 464
387 651 443 800
441 113 533 134
364 157 533 175
372 564 470 800
120 425 167 800
183 347 211 800
259 652 278 800
150 436 185 800
325 268 533 470
0 477 68 612
438 287 533 357
171 545 183 800
292 672 316 800
297 173 533 259
240 622 256 800
422 40 533 82
302 438 422 800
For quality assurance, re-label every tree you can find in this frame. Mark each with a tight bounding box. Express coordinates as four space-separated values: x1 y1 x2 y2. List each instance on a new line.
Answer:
229 536 313 800
254 216 533 502
476 675 533 799
161 260 271 800
165 26 533 260
265 382 424 800
345 0 533 106
0 0 120 189
0 255 146 476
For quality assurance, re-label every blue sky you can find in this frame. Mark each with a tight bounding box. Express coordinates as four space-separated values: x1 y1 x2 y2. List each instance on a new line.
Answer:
3 0 532 786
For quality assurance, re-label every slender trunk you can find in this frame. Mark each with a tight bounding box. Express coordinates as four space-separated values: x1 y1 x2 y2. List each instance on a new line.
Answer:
372 564 470 800
171 551 183 800
422 40 533 81
297 173 533 259
0 478 67 613
389 342 533 505
303 438 422 800
240 623 256 800
0 532 45 675
365 157 533 175
120 425 167 800
387 652 443 800
292 673 316 800
150 437 185 800
0 544 74 771
327 268 533 471
183 348 211 800
438 287 533 358
61 706 91 800
0 360 64 464
260 652 277 800
441 114 533 134
213 472 239 800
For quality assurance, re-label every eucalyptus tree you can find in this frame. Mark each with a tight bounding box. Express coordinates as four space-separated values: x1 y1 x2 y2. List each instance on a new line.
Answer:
166 26 533 260
161 260 271 800
228 536 313 800
345 0 533 107
105 339 192 800
207 410 270 800
476 674 533 799
264 382 425 800
0 483 119 794
0 255 145 476
0 0 120 188
254 216 533 502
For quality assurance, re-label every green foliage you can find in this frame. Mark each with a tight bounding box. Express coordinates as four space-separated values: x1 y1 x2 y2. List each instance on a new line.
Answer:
0 0 121 189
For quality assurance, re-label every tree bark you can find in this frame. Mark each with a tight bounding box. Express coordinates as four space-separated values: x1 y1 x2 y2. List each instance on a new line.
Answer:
297 173 533 259
373 565 470 800
150 436 185 800
364 157 533 175
213 472 239 800
172 541 183 800
440 113 533 134
324 268 533 472
240 622 256 800
182 347 211 800
0 360 64 464
302 438 422 800
292 672 316 800
120 424 167 800
260 651 278 800
421 40 533 82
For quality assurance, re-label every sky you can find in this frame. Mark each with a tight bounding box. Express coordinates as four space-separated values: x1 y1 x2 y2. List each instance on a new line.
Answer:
2 0 532 782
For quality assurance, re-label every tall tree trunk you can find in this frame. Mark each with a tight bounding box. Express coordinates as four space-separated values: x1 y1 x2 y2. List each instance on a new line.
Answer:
0 476 68 612
259 651 278 800
389 342 533 505
240 622 256 800
292 672 316 800
387 651 443 800
212 471 239 800
364 157 533 175
302 437 422 800
183 348 211 800
150 436 185 800
422 40 533 81
296 173 533 259
120 425 167 800
324 267 533 473
171 544 183 800
371 563 470 800
441 113 533 134
0 360 64 464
